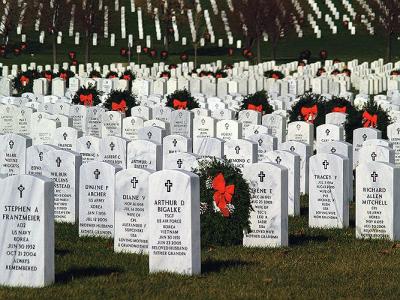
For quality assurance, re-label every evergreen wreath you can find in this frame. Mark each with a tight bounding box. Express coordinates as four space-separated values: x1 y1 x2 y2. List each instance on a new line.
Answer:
106 71 119 79
264 70 285 80
214 69 228 79
160 71 171 79
289 92 326 128
89 70 102 78
57 69 75 87
240 90 274 115
13 70 39 95
390 69 400 76
120 70 135 82
42 70 56 82
359 99 392 139
71 84 103 107
325 96 362 143
195 158 252 247
103 89 137 117
165 89 199 110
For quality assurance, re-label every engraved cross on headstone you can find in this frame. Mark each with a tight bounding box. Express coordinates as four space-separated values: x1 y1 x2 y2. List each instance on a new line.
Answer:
258 139 263 146
147 131 152 139
290 146 295 152
86 141 91 149
323 160 329 169
94 169 100 179
235 146 240 154
275 156 282 164
109 142 115 151
131 177 138 188
39 151 44 161
325 129 330 136
8 140 14 149
177 159 183 168
63 132 68 140
371 152 377 161
371 171 378 182
56 157 62 167
258 171 266 182
18 184 25 198
165 180 173 192
172 139 178 147
362 134 368 141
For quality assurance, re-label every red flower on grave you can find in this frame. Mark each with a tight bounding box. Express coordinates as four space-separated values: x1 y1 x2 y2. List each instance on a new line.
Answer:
332 106 347 113
173 99 188 110
212 173 235 217
248 104 263 112
112 100 127 112
79 94 93 106
301 105 318 123
362 111 377 128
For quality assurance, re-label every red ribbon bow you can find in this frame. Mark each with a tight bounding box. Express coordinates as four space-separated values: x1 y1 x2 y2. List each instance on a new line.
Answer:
20 76 29 86
60 73 67 80
248 104 263 112
216 74 222 78
123 75 131 80
79 94 93 106
301 105 318 123
272 73 280 79
112 100 127 112
332 106 347 113
212 173 235 217
363 111 378 128
173 99 188 110
44 73 52 81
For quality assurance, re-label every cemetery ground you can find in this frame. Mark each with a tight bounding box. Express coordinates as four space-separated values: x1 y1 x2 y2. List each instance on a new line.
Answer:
1 197 399 299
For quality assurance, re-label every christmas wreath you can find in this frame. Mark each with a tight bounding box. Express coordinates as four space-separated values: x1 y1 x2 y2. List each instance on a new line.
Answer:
316 68 326 77
240 90 274 115
264 70 285 80
195 159 252 247
106 71 119 79
325 96 362 143
289 92 326 128
199 70 213 77
390 70 400 76
160 71 171 79
214 69 228 79
13 70 39 95
89 70 102 78
120 70 135 82
57 69 75 87
331 69 341 76
71 84 103 107
165 89 199 110
359 99 392 139
103 90 137 117
42 70 56 82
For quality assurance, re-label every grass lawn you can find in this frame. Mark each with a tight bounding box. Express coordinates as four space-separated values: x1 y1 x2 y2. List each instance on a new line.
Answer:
1 197 399 299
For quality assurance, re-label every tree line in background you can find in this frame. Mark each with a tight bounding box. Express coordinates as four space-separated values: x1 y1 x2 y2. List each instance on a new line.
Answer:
0 0 399 65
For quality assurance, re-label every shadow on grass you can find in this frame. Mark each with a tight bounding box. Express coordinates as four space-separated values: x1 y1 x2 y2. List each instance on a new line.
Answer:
289 234 328 246
55 249 71 257
56 267 122 284
202 259 253 274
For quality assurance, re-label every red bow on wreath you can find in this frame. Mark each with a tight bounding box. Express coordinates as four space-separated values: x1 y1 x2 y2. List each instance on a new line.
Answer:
216 74 223 79
112 100 127 112
123 75 131 81
20 76 29 86
301 105 318 123
79 94 93 106
173 99 188 110
60 73 67 80
272 73 280 79
212 173 235 217
44 73 52 81
248 104 263 112
332 106 347 113
362 111 377 128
